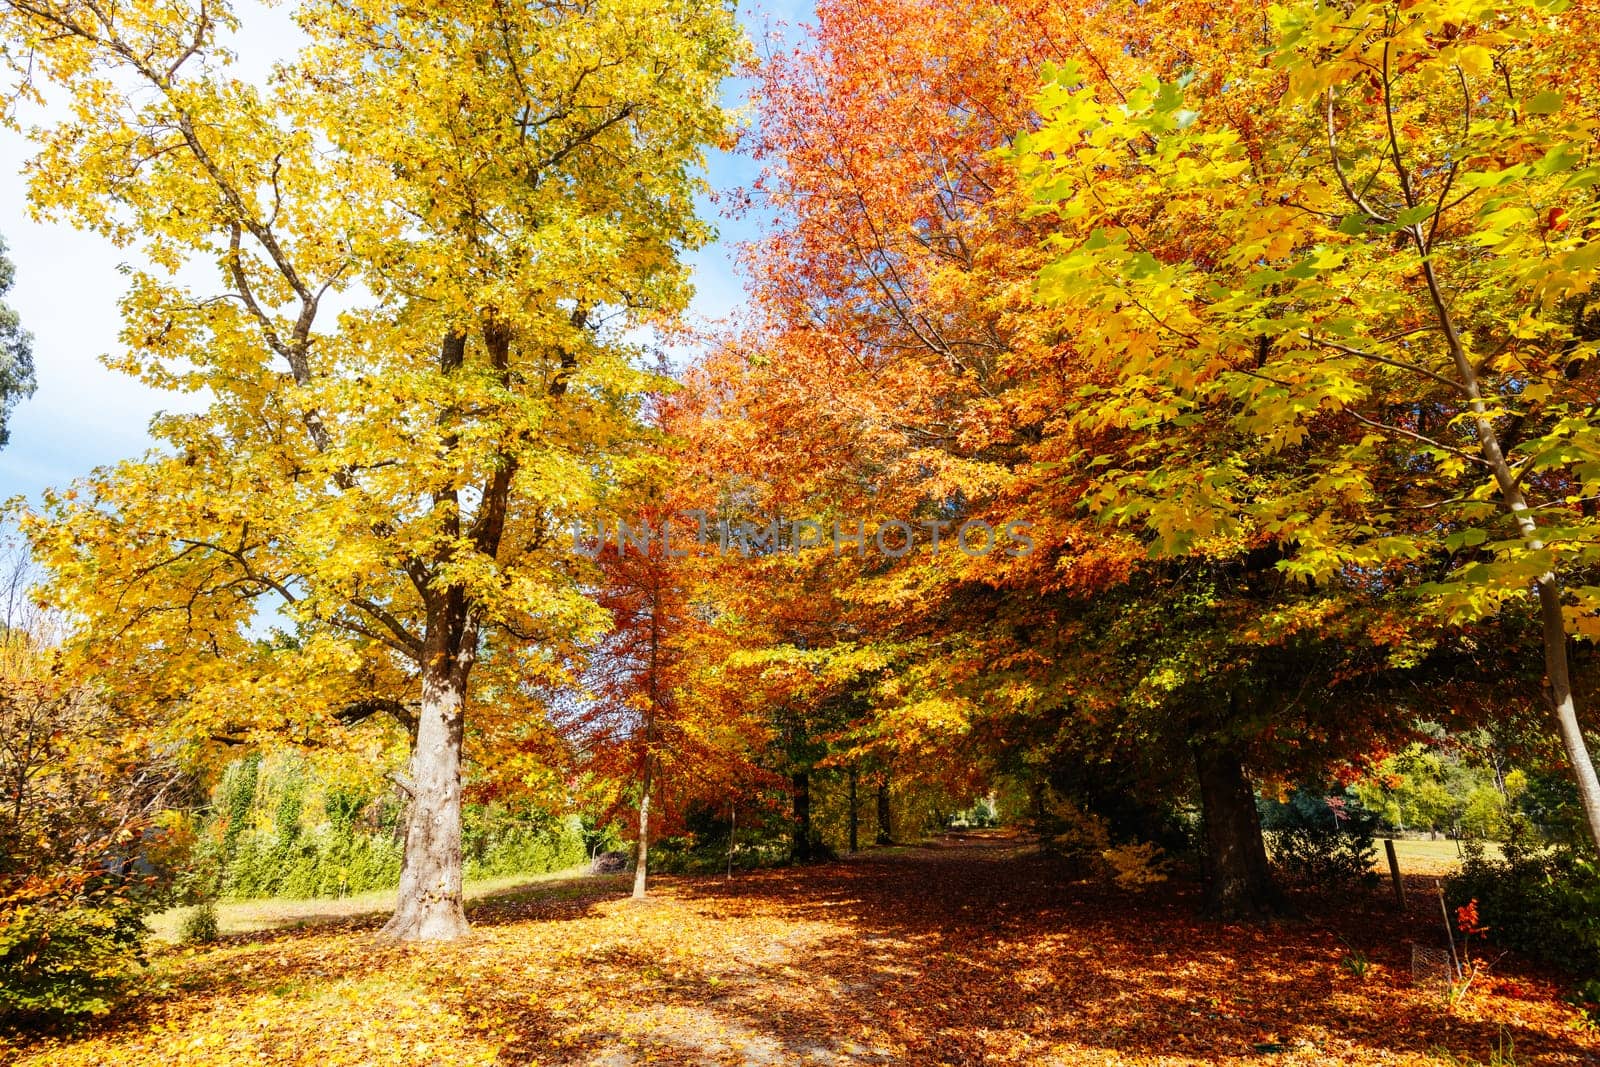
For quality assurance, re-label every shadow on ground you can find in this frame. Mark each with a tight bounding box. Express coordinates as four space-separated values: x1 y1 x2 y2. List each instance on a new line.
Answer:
446 832 1600 1065
18 833 1598 1066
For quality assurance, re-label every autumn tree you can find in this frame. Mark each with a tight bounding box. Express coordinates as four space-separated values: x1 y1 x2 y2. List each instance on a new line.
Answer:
721 0 1532 915
579 505 701 900
0 540 185 1020
732 0 1261 905
720 0 1115 849
558 374 785 896
1018 0 1600 855
2 0 739 938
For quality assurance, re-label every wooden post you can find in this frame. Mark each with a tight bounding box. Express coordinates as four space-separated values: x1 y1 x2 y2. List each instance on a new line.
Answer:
1439 885 1462 980
848 766 859 854
1384 839 1406 908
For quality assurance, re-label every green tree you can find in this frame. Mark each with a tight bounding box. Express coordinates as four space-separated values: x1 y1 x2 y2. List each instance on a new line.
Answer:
0 234 35 448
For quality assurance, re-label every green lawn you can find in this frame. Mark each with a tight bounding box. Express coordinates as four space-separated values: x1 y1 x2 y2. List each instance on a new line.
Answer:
146 864 612 942
148 836 1501 943
1380 836 1502 875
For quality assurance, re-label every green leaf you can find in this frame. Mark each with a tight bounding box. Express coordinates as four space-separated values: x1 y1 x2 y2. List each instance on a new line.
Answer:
1395 203 1436 226
1563 167 1600 191
1525 91 1565 115
1445 528 1489 550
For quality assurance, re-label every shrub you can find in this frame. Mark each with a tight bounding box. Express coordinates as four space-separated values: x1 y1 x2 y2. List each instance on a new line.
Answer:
0 889 149 1021
1101 841 1173 889
191 754 595 901
1 630 177 1025
465 814 587 880
1448 832 1600 981
1261 787 1380 888
1039 794 1113 862
219 817 407 899
1039 789 1173 889
178 901 219 945
650 825 791 874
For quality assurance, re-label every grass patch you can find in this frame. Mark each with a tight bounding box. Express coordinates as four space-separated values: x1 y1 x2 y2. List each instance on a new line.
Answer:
145 864 600 942
1382 838 1504 876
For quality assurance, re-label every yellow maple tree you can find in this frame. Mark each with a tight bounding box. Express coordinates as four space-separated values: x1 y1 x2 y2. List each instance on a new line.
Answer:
1 0 741 939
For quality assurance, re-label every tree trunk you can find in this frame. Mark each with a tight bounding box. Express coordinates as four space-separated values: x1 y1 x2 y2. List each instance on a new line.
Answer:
1539 580 1600 855
792 771 812 862
633 758 652 900
1409 220 1600 857
876 778 892 845
383 663 470 941
1194 743 1282 919
848 765 859 854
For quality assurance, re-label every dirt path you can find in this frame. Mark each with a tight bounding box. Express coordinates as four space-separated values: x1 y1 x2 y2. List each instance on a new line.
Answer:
10 832 1598 1066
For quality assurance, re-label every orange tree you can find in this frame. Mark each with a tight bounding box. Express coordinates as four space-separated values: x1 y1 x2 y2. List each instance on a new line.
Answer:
726 0 1475 912
567 439 774 896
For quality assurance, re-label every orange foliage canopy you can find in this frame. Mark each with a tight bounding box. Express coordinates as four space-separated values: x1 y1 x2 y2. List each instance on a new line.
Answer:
702 1 1543 892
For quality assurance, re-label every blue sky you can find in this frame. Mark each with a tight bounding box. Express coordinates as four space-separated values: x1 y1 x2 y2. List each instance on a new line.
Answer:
0 0 814 506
